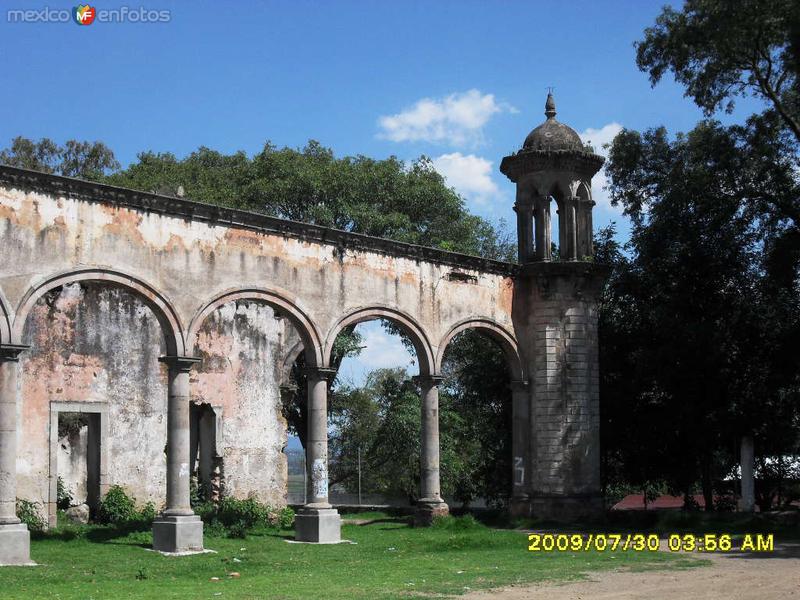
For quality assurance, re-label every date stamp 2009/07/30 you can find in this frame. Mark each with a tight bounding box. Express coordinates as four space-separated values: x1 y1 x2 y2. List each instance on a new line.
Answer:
527 533 774 553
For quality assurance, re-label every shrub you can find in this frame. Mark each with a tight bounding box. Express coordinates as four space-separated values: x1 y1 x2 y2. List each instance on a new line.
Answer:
56 477 73 510
217 496 269 530
274 506 295 529
203 520 227 538
226 521 248 539
200 495 291 538
97 485 137 524
16 499 46 532
138 501 156 522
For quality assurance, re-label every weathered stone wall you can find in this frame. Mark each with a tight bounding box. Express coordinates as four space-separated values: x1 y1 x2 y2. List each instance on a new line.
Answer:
19 282 167 511
193 300 291 506
512 263 606 518
17 284 296 516
0 177 516 366
0 167 535 520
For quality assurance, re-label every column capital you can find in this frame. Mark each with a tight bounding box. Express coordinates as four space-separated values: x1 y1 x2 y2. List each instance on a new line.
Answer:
0 344 29 362
159 355 202 372
533 195 550 209
413 374 444 386
513 198 534 211
302 366 337 381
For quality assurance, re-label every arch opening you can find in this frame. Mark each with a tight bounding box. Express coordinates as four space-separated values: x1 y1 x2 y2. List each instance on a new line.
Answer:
438 326 517 509
189 293 312 506
16 279 172 525
285 311 433 507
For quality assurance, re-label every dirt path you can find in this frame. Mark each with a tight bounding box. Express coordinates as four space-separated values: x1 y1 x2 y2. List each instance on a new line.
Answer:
463 540 800 599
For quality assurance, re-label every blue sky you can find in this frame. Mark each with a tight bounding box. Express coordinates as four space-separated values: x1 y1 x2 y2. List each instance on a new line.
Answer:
0 0 765 387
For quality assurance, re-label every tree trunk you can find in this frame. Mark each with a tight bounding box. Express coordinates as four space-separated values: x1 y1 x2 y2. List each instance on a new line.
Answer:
701 452 714 512
739 435 755 512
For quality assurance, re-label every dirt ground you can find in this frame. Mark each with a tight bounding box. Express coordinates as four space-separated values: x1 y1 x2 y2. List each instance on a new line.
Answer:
464 539 800 599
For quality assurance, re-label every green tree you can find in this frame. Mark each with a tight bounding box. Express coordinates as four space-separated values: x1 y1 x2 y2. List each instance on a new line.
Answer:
637 0 800 144
328 364 502 505
0 136 119 179
107 141 515 260
602 121 800 509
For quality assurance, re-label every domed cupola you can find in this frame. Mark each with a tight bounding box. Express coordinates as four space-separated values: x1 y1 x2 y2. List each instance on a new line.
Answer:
500 93 605 264
522 94 585 152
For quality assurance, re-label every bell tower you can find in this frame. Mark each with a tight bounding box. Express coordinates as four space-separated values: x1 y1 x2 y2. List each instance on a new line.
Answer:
502 94 609 519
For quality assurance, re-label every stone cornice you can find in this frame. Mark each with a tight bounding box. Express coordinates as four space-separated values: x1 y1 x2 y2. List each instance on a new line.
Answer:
519 261 611 301
0 165 519 277
500 149 604 182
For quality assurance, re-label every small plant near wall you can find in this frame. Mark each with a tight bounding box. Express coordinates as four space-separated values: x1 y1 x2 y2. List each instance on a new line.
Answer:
56 476 73 510
16 498 46 532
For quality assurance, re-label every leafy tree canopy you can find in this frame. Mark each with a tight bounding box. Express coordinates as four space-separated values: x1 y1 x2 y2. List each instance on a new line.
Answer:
637 0 800 142
0 136 119 180
105 141 515 261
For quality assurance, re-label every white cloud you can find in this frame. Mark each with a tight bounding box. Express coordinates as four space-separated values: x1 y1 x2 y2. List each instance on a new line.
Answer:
378 89 515 147
579 122 623 213
432 152 498 206
346 321 416 372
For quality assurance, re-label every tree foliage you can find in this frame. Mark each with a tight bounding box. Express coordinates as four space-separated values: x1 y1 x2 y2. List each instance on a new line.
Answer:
0 136 119 179
601 0 800 508
328 346 512 507
603 120 800 507
637 0 800 142
106 141 515 260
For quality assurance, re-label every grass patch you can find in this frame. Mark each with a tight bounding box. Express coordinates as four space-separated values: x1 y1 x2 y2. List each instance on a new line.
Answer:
0 512 705 599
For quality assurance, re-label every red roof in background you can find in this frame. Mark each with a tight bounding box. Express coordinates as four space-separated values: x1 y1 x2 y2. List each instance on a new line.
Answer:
612 494 707 510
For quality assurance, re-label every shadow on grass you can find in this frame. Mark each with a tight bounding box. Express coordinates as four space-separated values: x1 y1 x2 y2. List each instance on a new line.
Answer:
31 519 153 545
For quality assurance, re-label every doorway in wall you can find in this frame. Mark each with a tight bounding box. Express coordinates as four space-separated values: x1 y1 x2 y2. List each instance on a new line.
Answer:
49 402 107 527
190 402 221 502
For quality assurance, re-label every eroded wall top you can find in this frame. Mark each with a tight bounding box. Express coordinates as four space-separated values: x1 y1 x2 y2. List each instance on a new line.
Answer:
0 166 521 376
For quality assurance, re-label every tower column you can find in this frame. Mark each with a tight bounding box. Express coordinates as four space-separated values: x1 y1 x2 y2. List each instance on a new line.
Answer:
152 355 204 554
514 195 534 263
567 196 578 261
414 375 449 525
0 345 33 566
295 367 341 543
534 196 552 261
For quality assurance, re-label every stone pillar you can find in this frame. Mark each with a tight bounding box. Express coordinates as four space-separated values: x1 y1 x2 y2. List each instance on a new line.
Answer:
152 355 204 554
0 345 33 566
414 375 449 525
509 379 530 516
582 201 595 257
295 367 341 543
534 196 551 261
567 197 578 261
512 263 608 520
514 196 534 264
739 435 755 512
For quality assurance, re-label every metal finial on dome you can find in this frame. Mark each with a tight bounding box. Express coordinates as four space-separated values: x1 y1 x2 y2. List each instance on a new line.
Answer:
545 92 557 119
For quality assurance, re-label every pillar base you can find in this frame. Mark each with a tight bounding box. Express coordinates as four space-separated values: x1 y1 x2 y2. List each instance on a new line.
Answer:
0 522 34 566
527 494 604 521
414 500 449 526
294 507 341 543
509 495 532 518
152 514 204 553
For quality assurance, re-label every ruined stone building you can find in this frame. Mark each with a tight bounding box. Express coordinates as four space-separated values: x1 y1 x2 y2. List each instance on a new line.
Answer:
0 94 607 562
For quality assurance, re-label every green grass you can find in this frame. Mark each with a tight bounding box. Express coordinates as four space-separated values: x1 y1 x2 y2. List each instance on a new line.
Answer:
0 515 704 600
